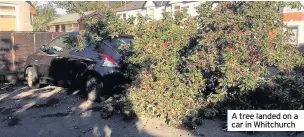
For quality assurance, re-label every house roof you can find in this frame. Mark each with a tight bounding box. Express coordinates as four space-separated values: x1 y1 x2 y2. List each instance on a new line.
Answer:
153 1 170 7
115 1 146 12
48 11 95 26
115 1 169 12
26 1 34 8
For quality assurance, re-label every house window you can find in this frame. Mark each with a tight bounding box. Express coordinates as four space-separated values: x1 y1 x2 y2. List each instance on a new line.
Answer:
65 24 72 32
0 5 17 31
117 14 122 18
147 7 154 19
0 15 16 31
55 25 60 32
212 2 219 10
0 6 15 12
174 5 181 12
289 26 298 46
30 13 33 25
183 6 189 12
61 25 66 32
278 7 284 14
123 13 127 19
55 25 59 32
284 7 301 13
72 24 78 32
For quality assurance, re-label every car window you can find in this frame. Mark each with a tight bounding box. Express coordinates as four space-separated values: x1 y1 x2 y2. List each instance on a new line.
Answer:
70 37 133 61
103 37 134 57
119 37 134 45
48 34 77 52
105 37 134 50
98 40 122 61
70 44 99 59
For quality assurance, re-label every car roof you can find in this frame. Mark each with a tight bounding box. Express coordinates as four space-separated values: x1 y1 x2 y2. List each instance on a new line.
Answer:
66 32 134 39
50 32 134 46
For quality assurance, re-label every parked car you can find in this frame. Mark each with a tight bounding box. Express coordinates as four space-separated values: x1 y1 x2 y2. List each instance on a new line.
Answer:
24 32 134 102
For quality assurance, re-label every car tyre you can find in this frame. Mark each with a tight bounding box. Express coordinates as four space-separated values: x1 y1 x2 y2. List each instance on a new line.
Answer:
85 72 103 102
25 67 40 89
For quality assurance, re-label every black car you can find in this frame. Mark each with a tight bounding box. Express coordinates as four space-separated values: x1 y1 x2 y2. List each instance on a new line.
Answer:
24 32 134 102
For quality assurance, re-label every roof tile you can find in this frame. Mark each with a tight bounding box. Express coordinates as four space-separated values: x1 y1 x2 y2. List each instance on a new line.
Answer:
48 11 95 26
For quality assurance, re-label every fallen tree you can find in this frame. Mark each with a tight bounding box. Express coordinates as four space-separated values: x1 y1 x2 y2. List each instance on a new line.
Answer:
78 1 304 127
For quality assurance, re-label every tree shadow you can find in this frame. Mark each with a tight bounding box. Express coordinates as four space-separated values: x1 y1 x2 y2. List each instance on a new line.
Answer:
0 38 23 83
0 39 12 74
0 32 164 136
0 84 157 137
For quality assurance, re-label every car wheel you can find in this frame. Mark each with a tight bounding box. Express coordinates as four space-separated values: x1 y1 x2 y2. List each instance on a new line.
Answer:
26 67 40 89
85 72 103 102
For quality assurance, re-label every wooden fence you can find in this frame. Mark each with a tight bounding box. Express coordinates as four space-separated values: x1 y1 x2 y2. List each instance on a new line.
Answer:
0 31 66 74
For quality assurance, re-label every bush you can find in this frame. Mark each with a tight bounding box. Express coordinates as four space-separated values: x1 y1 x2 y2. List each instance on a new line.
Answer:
187 1 304 102
123 11 206 126
78 1 304 127
211 66 304 120
77 10 136 51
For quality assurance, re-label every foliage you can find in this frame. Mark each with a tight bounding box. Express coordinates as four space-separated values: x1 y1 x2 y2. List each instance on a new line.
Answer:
62 34 79 49
52 1 105 14
33 2 58 31
76 10 136 51
211 66 304 120
121 11 207 126
78 1 304 127
52 1 128 14
187 1 304 102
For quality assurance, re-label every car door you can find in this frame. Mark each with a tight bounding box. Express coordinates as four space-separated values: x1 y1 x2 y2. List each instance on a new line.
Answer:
26 54 44 72
39 34 72 82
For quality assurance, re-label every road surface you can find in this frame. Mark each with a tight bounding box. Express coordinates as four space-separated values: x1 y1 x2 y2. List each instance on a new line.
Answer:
0 84 303 137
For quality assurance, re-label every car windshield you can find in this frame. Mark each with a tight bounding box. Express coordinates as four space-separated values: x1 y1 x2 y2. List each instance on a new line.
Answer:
118 37 134 45
48 34 79 52
70 36 134 53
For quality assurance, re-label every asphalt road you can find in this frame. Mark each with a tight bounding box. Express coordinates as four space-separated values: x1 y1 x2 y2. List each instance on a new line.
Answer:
0 84 193 137
0 84 303 137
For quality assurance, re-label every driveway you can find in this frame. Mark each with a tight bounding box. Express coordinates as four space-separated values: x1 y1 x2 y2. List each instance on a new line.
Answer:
0 84 303 137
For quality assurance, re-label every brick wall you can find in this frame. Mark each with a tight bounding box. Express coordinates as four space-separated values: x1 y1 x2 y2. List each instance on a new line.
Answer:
0 32 66 73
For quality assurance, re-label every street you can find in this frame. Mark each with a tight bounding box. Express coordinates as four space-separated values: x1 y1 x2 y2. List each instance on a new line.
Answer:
0 84 193 137
0 83 303 137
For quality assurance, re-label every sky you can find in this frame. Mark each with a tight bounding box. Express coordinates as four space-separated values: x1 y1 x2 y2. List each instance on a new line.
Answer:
37 1 67 15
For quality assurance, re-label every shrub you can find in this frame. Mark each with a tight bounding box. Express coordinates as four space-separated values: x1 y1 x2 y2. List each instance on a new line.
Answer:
187 1 304 102
77 10 136 51
212 66 304 121
122 11 207 126
78 1 304 127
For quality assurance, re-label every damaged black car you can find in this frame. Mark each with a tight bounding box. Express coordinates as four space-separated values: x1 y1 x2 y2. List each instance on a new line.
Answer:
24 32 134 102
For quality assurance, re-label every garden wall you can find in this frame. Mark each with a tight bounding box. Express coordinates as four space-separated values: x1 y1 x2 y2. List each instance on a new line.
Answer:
0 31 66 74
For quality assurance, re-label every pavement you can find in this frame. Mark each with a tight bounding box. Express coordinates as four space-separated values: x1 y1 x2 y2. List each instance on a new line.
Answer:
0 84 303 137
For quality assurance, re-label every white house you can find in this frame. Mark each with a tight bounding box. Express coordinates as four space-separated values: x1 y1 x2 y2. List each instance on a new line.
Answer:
115 1 303 47
114 1 204 22
282 6 304 47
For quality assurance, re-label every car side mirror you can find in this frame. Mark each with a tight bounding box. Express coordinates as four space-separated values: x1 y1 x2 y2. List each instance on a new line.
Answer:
40 45 47 52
